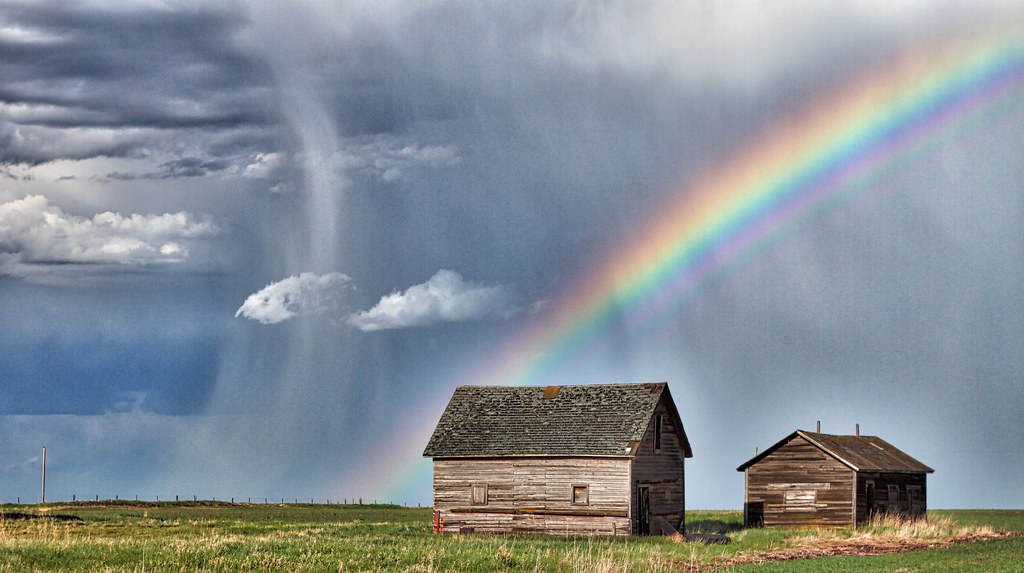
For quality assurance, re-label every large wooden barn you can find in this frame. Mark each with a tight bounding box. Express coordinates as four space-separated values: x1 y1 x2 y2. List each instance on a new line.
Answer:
737 429 934 528
423 382 692 536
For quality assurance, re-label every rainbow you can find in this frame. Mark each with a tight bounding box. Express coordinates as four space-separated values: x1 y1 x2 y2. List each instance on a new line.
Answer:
363 28 1024 503
479 29 1024 390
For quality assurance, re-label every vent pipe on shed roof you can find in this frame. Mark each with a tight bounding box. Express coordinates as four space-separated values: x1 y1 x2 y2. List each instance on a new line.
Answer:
856 423 860 437
816 420 821 433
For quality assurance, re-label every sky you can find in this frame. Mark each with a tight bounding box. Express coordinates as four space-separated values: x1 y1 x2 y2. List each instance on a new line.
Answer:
1 0 1022 509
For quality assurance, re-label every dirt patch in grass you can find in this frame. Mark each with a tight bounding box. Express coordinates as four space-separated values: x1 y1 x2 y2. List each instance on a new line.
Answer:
670 515 1022 571
720 530 1020 566
0 512 83 523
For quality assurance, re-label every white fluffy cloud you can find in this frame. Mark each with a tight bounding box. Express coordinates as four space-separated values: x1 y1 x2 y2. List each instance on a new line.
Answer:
236 269 517 330
235 272 354 325
347 269 515 332
0 195 218 275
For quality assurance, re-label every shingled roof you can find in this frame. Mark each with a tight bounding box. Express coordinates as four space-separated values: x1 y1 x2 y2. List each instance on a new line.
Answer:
737 430 934 474
423 382 691 458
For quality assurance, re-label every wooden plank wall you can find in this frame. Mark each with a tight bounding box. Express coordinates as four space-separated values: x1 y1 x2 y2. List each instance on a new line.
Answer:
630 396 686 534
855 472 928 525
433 457 631 535
744 436 855 528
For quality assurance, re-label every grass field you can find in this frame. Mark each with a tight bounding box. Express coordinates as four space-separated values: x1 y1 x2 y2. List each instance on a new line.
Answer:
0 503 1020 572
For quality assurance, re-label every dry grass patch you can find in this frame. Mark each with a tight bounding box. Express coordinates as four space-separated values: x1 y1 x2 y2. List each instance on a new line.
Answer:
715 514 1019 568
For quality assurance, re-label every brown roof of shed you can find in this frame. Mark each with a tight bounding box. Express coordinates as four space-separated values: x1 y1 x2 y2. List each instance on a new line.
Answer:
423 382 692 459
737 430 934 474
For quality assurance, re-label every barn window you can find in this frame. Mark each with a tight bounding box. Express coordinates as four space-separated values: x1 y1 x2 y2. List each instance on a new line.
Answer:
471 484 488 505
654 414 663 451
887 484 899 506
572 485 589 505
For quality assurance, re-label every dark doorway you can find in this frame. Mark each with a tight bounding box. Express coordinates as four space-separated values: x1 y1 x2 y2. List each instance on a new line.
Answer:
865 480 876 520
636 485 650 535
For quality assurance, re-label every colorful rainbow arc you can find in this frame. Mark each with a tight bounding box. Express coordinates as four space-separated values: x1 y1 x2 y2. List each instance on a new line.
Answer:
475 29 1024 390
369 29 1024 502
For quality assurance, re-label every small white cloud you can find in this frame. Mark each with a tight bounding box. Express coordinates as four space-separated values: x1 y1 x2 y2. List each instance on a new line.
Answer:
159 242 184 256
0 195 218 275
236 272 354 325
347 269 515 332
334 136 460 182
243 152 288 178
0 455 40 473
267 181 297 194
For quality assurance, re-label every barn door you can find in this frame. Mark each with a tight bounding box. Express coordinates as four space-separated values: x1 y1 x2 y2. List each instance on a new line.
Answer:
865 480 876 518
636 486 650 535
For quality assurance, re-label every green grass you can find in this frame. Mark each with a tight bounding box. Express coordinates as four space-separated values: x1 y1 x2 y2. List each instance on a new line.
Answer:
0 503 1019 572
929 509 1024 532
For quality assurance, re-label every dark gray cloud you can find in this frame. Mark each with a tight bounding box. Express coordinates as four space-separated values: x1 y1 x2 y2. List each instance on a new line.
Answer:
0 0 268 127
0 0 274 168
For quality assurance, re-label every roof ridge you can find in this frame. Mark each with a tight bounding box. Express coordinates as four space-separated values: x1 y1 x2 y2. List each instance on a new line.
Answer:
456 381 666 389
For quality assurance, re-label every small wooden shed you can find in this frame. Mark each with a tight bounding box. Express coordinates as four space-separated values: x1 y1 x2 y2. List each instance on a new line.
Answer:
737 430 934 528
423 382 692 536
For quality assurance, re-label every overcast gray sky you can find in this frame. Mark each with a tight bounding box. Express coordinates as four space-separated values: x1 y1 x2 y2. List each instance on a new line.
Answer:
1 0 1022 509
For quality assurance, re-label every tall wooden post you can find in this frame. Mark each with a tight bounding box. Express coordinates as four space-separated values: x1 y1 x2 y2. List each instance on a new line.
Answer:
41 446 46 504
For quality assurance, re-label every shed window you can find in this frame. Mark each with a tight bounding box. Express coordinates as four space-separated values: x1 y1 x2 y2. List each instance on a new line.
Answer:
907 485 923 504
471 484 488 505
887 484 899 506
654 414 663 451
572 485 589 505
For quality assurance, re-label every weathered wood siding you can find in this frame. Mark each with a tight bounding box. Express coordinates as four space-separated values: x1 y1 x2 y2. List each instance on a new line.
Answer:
433 457 631 535
743 435 855 528
855 472 927 525
630 396 686 534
